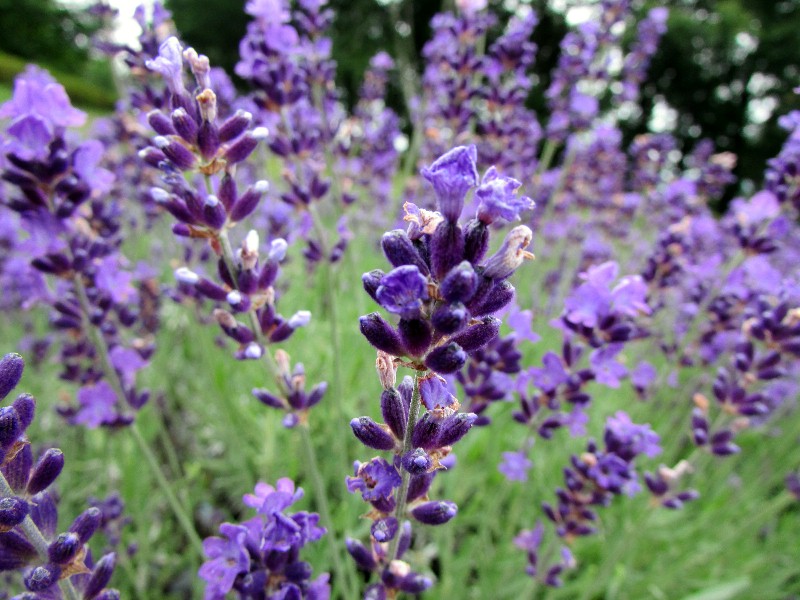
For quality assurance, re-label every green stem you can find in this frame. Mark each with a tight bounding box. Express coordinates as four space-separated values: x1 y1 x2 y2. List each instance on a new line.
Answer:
299 424 357 598
387 372 423 563
70 274 204 558
0 472 81 600
129 422 204 555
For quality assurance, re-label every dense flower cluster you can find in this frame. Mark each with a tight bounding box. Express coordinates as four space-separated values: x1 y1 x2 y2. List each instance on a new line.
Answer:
0 67 155 427
199 478 329 600
0 354 119 598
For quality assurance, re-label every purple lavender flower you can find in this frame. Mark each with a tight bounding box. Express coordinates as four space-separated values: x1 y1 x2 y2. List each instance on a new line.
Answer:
499 450 532 482
199 479 328 599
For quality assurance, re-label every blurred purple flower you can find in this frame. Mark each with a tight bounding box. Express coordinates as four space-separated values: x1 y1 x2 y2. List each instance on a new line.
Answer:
74 381 118 429
499 450 532 482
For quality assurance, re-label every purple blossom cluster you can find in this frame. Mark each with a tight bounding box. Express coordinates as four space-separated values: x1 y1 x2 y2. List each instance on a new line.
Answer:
0 67 156 428
517 412 660 586
0 354 119 598
199 478 329 600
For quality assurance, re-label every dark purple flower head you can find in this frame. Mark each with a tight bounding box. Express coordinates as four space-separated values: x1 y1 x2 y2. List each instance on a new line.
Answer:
604 411 661 461
346 457 402 502
376 265 430 319
421 145 479 221
475 167 534 224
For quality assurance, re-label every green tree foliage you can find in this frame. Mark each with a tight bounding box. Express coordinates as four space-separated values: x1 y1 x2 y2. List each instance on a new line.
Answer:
0 0 101 73
642 0 800 190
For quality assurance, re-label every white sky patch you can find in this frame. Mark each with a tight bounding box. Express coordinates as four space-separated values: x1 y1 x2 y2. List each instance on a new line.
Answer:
59 0 155 46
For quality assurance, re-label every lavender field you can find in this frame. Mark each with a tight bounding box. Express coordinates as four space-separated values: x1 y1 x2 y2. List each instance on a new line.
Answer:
0 1 799 598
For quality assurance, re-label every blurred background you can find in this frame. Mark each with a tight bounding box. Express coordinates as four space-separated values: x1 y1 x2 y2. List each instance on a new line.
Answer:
1 0 799 200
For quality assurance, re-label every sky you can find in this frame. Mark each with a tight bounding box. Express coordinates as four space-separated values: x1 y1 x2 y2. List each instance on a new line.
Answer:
63 0 156 45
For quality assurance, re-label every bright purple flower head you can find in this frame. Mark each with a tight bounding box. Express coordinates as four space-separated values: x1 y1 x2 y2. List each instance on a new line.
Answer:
376 265 429 319
529 352 569 393
419 374 457 411
475 166 534 224
604 411 661 461
243 478 304 515
589 344 628 388
499 450 533 482
145 36 186 95
198 523 249 598
421 145 479 221
74 381 118 429
0 66 86 130
346 457 401 502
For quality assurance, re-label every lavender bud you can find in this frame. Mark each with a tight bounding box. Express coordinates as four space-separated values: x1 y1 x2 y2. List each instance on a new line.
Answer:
24 564 61 591
0 353 24 401
94 591 121 600
0 407 21 449
351 417 396 451
27 448 65 494
197 120 220 160
171 108 198 143
202 195 226 229
346 538 377 572
69 507 102 543
437 413 478 446
153 136 196 170
483 225 534 280
371 517 399 542
398 573 433 594
397 521 413 557
470 280 515 317
401 449 432 474
84 553 116 599
0 496 28 529
381 388 407 439
360 313 405 356
226 291 252 313
138 146 166 167
424 343 467 374
230 180 269 222
399 318 432 358
147 110 175 135
218 173 237 210
225 129 265 164
432 303 468 335
252 388 285 409
362 270 385 303
47 532 81 565
450 317 501 352
219 109 253 142
440 261 478 303
382 230 429 275
411 412 440 450
430 221 465 280
376 351 397 390
410 500 458 525
464 219 489 263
